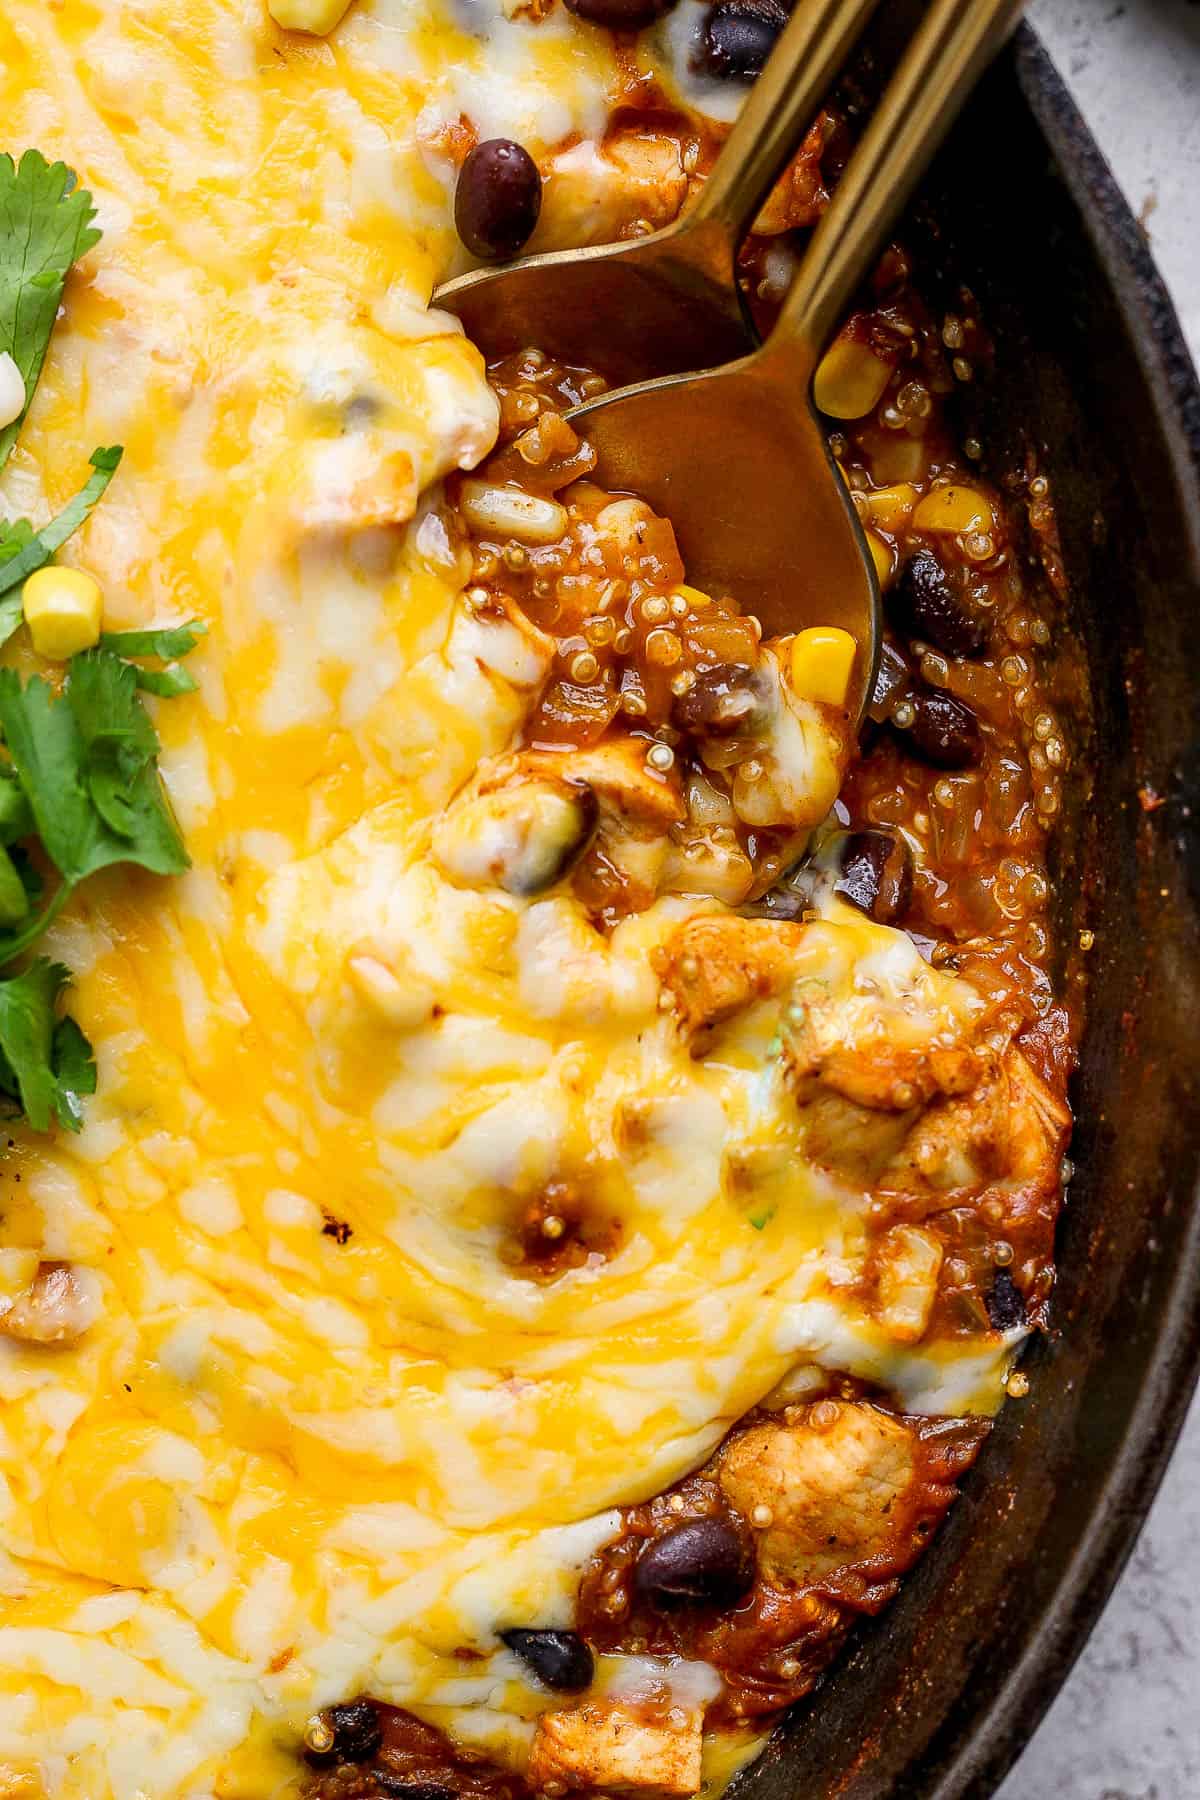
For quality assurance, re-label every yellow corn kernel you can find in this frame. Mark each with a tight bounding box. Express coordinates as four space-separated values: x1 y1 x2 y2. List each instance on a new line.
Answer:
22 566 102 660
864 483 920 533
671 584 714 611
791 626 857 708
912 484 994 537
813 337 892 421
865 531 892 590
267 0 352 34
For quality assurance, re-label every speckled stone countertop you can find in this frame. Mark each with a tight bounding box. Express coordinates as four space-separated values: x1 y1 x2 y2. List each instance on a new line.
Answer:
995 4 1200 1797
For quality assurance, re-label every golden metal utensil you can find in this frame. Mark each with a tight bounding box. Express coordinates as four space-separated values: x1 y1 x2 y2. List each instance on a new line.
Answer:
568 0 1024 719
434 0 882 383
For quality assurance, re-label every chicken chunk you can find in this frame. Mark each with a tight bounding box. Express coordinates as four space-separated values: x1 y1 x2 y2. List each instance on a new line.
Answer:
751 118 832 237
657 912 987 1090
868 1224 944 1343
257 313 498 542
528 1700 703 1798
433 763 597 898
718 1403 916 1587
453 591 558 692
781 935 983 1113
883 1045 1070 1194
655 915 808 1052
522 738 686 914
533 130 688 253
798 1091 914 1187
288 431 419 534
0 1263 101 1346
523 739 685 836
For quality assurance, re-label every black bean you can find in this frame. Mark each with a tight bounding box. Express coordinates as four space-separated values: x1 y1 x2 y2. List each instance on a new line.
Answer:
695 0 785 81
835 830 913 925
890 550 987 658
328 1701 383 1763
985 1269 1027 1332
454 140 542 262
565 0 678 25
672 663 768 737
740 877 814 923
634 1517 752 1609
867 637 913 724
904 686 983 769
304 1699 383 1767
501 1628 595 1692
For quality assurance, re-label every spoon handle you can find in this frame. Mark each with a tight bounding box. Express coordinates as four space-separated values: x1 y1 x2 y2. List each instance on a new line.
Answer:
767 0 1025 369
686 0 883 248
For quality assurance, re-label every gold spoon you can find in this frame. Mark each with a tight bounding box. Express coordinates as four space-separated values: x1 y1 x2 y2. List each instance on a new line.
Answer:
434 0 884 384
568 0 1024 719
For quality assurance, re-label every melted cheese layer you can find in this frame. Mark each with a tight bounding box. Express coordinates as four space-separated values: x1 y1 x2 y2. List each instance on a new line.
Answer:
0 4 1011 1795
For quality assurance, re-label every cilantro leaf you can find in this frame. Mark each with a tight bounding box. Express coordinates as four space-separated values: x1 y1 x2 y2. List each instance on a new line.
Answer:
100 618 206 697
7 845 42 908
0 669 99 889
99 621 206 661
50 1015 97 1131
0 767 33 845
0 523 34 650
68 647 186 870
0 646 188 898
0 152 101 470
0 601 23 655
130 664 198 697
0 517 36 567
0 598 23 653
0 847 29 927
0 446 123 599
0 958 96 1133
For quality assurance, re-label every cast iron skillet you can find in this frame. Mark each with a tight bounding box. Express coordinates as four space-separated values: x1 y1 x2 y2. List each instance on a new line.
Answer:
728 21 1200 1800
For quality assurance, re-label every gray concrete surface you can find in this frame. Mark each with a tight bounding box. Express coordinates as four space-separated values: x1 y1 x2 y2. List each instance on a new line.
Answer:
995 6 1200 1796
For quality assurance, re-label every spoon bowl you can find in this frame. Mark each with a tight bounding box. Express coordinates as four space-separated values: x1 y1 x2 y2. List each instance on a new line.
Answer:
434 223 752 390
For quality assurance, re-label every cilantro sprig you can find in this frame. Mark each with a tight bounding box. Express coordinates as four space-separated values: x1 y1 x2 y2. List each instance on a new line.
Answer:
0 631 201 1132
0 644 194 958
0 958 96 1132
0 154 122 650
0 150 100 471
0 150 187 1142
101 616 206 696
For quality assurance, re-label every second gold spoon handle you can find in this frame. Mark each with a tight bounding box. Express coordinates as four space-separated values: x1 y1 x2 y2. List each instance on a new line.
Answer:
686 0 882 247
769 0 1026 368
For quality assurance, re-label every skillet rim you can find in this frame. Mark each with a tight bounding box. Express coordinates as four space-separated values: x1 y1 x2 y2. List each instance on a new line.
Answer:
933 25 1200 1793
887 26 1200 1797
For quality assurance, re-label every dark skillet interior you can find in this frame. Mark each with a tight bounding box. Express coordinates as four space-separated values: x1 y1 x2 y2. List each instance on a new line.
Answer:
729 22 1200 1800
